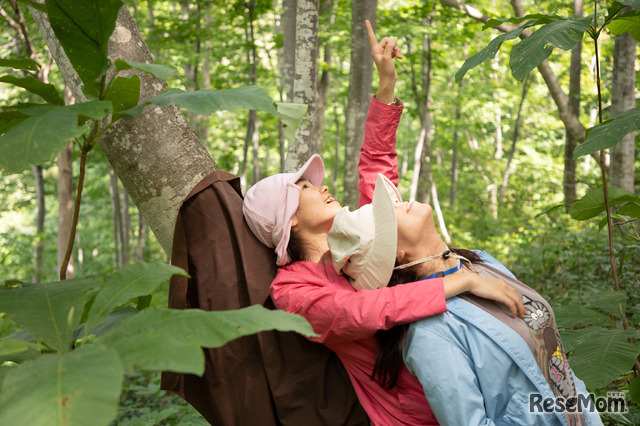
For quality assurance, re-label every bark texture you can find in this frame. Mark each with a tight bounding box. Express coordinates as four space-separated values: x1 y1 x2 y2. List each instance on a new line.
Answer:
342 0 376 209
285 0 319 172
610 31 636 193
31 6 216 255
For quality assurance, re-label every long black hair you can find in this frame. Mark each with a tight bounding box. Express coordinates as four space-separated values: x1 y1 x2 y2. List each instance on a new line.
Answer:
370 248 483 389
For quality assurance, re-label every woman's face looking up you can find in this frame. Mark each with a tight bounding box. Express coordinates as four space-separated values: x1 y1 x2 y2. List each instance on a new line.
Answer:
394 200 434 258
291 179 342 234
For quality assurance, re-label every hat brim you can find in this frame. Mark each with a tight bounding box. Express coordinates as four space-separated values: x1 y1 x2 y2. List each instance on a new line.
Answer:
291 154 324 187
353 174 398 290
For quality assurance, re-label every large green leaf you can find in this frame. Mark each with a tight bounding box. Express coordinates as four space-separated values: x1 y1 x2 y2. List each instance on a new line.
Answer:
509 16 592 81
0 279 98 352
104 74 141 120
0 74 64 105
618 0 640 11
85 262 185 335
277 102 308 143
618 202 640 218
587 290 627 319
558 327 602 353
99 305 317 374
120 85 279 117
455 22 534 83
569 328 640 389
569 186 640 220
483 14 560 30
73 306 138 341
45 0 123 98
630 375 640 404
574 106 640 159
0 57 40 71
608 11 640 41
555 303 612 328
114 59 176 80
0 101 111 173
0 338 43 356
0 344 123 426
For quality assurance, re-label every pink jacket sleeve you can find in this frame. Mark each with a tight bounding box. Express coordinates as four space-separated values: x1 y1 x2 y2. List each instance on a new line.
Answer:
271 274 446 346
357 96 404 207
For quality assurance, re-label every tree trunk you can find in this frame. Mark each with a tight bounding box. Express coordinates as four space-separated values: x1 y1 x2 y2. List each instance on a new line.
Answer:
122 187 131 267
610 31 636 193
241 3 259 188
32 165 45 283
281 0 296 102
285 0 319 172
449 47 467 208
342 0 376 208
311 0 337 156
57 86 75 278
110 167 124 268
563 0 583 208
31 5 216 255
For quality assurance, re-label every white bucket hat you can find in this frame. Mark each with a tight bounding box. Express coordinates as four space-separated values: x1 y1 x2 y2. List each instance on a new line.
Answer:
327 174 401 290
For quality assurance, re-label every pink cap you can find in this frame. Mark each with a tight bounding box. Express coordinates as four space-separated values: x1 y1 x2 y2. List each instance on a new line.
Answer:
243 154 325 265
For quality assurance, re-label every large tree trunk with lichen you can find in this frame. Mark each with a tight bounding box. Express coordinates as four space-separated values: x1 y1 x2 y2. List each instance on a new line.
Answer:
31 6 216 255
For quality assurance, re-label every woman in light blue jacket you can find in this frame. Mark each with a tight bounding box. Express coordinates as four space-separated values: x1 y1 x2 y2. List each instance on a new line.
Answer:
327 174 603 426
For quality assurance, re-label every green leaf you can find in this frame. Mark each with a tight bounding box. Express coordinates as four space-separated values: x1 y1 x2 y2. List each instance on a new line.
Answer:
114 59 176 80
631 310 640 327
574 106 640 158
85 262 186 335
0 279 98 352
455 22 533 83
99 305 317 374
618 0 640 11
0 101 111 173
630 375 640 404
104 75 140 120
277 102 308 144
0 344 123 426
0 338 43 356
554 303 612 328
608 11 640 41
121 86 279 117
73 306 138 341
45 0 123 98
569 187 640 220
569 328 640 389
618 202 640 218
16 0 47 13
0 109 28 136
535 201 573 218
558 327 602 353
509 16 592 82
0 57 40 71
483 14 559 30
0 74 64 105
587 290 627 319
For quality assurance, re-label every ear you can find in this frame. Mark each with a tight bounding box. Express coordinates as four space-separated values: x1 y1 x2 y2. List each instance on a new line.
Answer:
396 249 406 264
291 214 299 228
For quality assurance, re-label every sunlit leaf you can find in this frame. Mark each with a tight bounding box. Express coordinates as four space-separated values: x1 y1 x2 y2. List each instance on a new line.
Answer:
483 14 559 30
0 57 40 71
0 74 64 105
608 11 640 41
574 106 640 158
455 21 534 83
0 101 111 173
0 279 98 352
277 102 308 144
45 0 123 97
0 344 123 426
120 85 279 117
99 305 317 374
85 262 185 335
114 59 176 80
569 328 640 389
509 16 591 81
569 186 640 220
104 74 140 120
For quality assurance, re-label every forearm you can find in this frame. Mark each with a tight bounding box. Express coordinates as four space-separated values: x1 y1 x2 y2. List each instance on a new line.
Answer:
375 76 397 105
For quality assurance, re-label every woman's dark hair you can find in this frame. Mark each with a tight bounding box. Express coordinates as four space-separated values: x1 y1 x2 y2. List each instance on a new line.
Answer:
286 228 312 264
371 248 483 389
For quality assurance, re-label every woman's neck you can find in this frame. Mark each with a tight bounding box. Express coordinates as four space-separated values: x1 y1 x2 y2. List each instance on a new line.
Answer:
412 241 461 278
300 232 331 263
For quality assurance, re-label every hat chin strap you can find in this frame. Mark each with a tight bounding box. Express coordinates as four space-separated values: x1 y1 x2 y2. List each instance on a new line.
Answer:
393 247 476 272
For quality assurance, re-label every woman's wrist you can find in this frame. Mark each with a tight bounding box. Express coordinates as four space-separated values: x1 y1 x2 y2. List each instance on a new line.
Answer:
442 273 471 298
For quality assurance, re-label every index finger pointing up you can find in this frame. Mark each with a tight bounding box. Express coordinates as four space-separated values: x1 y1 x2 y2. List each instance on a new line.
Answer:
365 20 377 53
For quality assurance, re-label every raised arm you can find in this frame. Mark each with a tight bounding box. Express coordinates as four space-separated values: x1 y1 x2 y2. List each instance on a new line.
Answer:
358 21 404 206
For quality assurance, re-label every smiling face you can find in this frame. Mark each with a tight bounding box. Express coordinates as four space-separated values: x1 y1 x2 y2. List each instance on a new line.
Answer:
291 179 342 236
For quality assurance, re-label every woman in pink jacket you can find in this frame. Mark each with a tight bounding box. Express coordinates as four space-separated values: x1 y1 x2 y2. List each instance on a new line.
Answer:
242 23 525 425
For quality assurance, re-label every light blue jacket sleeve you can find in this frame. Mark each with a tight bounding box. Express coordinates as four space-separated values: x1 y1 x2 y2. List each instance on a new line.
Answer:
404 313 562 426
